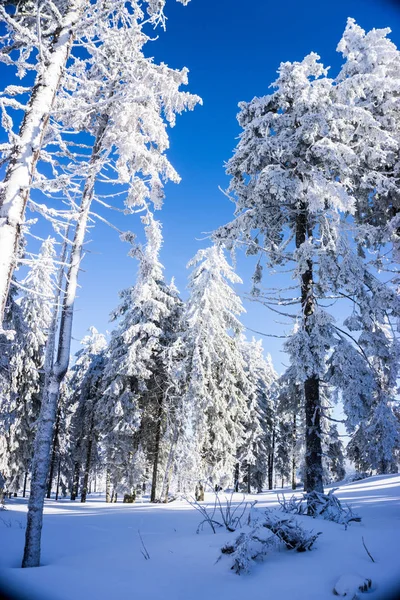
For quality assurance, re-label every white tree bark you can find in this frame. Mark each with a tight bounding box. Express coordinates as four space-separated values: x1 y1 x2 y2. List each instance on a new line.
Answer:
0 1 85 332
22 117 107 568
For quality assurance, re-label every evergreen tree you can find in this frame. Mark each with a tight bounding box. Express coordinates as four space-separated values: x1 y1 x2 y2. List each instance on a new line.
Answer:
7 238 56 491
239 338 277 493
171 245 250 490
66 327 106 502
100 214 182 502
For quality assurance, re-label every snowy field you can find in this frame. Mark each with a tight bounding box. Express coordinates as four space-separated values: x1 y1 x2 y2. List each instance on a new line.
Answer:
0 474 399 600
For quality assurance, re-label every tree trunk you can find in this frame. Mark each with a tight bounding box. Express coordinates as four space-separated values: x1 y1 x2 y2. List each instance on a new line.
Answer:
22 374 64 567
55 460 61 501
291 412 297 490
80 433 93 503
160 424 179 503
233 462 240 493
247 463 251 494
46 407 61 499
106 469 111 503
268 427 275 490
296 205 324 496
0 2 84 331
23 472 28 498
70 462 80 501
150 399 163 503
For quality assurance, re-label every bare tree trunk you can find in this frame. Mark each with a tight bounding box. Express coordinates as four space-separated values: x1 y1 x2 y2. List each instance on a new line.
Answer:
247 463 251 494
160 423 179 503
268 427 275 490
46 407 61 499
23 472 28 498
150 399 163 503
291 412 297 490
55 460 61 501
233 462 240 493
0 2 84 330
296 205 324 496
70 462 80 501
80 430 93 503
106 469 111 503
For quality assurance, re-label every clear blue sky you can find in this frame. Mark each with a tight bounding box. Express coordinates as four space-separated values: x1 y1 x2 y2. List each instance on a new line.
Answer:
4 0 400 371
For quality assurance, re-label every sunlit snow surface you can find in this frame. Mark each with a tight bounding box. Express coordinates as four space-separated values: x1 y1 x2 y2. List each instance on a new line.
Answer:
0 474 399 600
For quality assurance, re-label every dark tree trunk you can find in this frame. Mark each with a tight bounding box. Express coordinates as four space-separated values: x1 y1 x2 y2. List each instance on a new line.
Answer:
150 399 163 503
296 205 324 496
55 460 61 501
247 463 251 494
291 412 297 490
46 407 61 499
70 462 80 501
234 462 240 493
81 423 94 503
268 427 275 490
23 472 28 498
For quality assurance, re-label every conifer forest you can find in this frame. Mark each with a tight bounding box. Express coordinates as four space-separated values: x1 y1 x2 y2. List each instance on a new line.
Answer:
0 1 399 599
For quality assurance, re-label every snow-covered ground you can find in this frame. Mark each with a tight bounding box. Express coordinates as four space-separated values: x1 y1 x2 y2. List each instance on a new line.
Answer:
0 474 399 600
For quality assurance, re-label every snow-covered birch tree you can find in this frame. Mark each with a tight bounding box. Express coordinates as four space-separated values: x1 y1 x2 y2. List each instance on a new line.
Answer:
21 0 200 568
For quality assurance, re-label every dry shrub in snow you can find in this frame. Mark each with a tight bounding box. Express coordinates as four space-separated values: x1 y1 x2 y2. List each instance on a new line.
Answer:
278 489 361 528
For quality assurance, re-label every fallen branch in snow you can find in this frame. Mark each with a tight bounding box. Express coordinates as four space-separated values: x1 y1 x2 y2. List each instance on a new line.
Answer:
138 530 150 560
278 489 361 528
221 509 321 574
362 536 375 563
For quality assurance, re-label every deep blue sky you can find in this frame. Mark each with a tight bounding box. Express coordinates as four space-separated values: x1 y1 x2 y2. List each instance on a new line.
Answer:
5 0 400 371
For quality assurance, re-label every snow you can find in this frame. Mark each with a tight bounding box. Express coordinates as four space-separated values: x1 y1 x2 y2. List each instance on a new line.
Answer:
0 474 399 600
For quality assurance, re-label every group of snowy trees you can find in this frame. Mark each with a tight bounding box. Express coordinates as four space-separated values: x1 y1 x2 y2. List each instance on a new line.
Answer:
0 0 399 570
215 18 400 494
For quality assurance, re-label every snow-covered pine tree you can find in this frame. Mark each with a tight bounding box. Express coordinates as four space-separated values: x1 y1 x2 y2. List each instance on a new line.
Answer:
7 237 56 492
66 327 106 503
324 424 346 483
239 337 277 493
276 366 304 490
336 19 400 257
170 245 250 491
214 53 355 494
100 214 182 502
214 41 400 495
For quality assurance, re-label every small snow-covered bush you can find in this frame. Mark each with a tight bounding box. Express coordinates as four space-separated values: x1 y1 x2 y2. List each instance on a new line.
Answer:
221 509 321 574
278 489 361 528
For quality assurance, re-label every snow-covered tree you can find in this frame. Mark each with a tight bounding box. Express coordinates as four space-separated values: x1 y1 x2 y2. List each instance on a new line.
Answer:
215 37 400 495
170 245 251 490
337 19 400 257
239 337 277 493
276 367 304 490
6 237 56 491
100 214 182 502
0 0 196 331
65 327 106 502
21 0 200 567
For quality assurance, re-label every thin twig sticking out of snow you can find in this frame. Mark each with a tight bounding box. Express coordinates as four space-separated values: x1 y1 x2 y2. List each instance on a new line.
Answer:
138 530 150 560
362 536 376 563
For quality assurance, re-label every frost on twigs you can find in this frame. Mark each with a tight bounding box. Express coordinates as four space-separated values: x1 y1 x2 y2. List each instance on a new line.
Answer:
221 509 321 574
278 489 361 528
